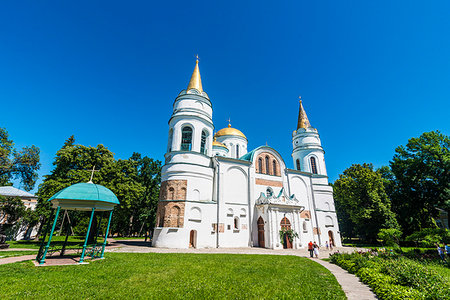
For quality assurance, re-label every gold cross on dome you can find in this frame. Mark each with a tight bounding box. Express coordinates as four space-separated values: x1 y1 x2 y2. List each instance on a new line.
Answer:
196 54 199 61
227 118 232 127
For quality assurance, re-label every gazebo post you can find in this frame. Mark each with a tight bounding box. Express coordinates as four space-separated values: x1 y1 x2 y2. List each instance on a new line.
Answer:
100 209 113 259
40 206 61 265
79 207 95 264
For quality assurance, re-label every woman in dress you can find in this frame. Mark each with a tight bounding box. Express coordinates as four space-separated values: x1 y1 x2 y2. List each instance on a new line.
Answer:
313 241 319 258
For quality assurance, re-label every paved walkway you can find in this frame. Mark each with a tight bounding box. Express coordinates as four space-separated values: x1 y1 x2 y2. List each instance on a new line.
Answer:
108 241 377 300
0 255 36 265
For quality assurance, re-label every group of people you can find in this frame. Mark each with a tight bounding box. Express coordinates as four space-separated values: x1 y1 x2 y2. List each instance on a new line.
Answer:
436 242 450 262
308 240 335 258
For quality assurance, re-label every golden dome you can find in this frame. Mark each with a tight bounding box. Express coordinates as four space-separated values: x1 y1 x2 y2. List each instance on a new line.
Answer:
215 123 247 140
212 140 228 149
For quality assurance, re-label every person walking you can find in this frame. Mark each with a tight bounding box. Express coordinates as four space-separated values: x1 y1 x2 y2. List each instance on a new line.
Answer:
325 241 329 250
313 241 319 258
329 239 333 251
308 241 314 258
436 243 446 262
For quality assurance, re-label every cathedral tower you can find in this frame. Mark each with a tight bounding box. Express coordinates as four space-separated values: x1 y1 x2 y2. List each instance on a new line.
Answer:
153 58 216 248
292 100 327 176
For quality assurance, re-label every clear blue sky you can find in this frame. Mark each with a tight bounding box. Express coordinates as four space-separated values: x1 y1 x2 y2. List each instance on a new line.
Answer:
1 1 449 192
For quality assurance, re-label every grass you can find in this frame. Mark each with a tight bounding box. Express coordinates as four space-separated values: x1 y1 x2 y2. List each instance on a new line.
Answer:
7 236 95 249
0 250 37 259
0 253 346 299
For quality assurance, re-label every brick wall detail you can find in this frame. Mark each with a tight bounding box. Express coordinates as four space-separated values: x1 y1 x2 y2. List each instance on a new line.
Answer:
159 180 187 201
156 201 185 228
255 178 283 187
300 210 311 219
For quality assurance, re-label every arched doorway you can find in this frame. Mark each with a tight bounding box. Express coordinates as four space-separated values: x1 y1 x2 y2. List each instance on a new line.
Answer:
280 217 293 249
328 230 335 247
189 230 197 248
257 217 265 248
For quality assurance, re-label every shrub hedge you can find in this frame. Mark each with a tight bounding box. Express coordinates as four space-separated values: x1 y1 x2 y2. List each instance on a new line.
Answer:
330 252 450 299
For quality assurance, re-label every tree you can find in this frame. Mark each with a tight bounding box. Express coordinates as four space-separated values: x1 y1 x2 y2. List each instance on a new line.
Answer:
389 131 450 235
36 136 161 237
0 127 40 191
333 163 399 242
377 228 402 247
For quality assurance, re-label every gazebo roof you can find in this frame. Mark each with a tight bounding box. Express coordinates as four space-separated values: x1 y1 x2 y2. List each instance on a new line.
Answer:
48 183 119 210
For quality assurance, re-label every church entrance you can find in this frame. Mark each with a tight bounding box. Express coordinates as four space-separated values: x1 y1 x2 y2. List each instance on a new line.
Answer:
280 217 293 249
328 230 335 247
189 230 197 248
257 216 265 248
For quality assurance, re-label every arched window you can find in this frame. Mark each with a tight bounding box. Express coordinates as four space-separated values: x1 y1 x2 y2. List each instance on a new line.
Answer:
310 157 318 174
168 187 175 200
181 127 193 151
258 158 263 174
234 216 240 230
265 156 270 175
200 130 207 154
272 160 277 176
236 144 239 158
296 159 300 171
303 221 307 232
266 187 273 197
171 206 182 227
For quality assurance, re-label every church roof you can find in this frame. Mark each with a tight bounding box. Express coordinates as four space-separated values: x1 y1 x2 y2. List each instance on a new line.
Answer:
212 137 228 149
0 186 36 198
48 182 119 205
187 57 203 92
297 100 312 130
239 145 283 162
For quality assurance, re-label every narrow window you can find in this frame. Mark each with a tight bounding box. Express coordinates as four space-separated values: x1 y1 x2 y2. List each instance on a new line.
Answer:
310 157 318 174
168 187 175 200
181 127 193 151
272 160 277 176
236 144 239 158
258 158 263 173
167 129 173 152
200 130 207 154
234 217 240 230
296 159 300 171
265 156 270 175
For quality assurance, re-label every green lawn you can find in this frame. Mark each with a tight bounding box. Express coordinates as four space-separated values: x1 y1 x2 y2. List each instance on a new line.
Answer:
0 253 346 299
7 236 94 249
0 250 37 259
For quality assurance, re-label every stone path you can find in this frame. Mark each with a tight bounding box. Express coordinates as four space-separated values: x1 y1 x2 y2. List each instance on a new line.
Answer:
0 254 36 265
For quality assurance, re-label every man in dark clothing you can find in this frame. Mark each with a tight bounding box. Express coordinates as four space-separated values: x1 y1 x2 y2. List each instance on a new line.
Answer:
308 241 314 258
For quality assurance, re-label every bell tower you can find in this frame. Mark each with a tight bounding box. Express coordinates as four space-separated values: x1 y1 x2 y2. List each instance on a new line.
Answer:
291 99 327 176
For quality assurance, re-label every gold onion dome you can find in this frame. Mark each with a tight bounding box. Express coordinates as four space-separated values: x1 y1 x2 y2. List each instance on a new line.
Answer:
187 57 203 92
215 123 247 140
212 137 228 149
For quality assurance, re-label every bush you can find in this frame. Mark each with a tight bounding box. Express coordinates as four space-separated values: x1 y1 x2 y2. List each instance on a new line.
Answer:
330 251 450 299
406 228 450 247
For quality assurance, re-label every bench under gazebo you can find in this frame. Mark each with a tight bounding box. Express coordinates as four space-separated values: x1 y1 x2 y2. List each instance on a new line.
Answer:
36 182 119 265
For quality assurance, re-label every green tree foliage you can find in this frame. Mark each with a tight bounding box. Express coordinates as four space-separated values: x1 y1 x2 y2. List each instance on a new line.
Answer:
405 228 450 247
36 136 161 237
0 127 40 191
389 131 450 235
377 228 402 247
333 163 399 241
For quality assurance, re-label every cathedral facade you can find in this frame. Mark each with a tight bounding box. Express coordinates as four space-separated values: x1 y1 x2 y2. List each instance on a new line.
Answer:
152 59 342 249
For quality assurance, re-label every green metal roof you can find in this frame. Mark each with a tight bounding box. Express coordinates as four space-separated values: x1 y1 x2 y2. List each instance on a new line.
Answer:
48 183 120 205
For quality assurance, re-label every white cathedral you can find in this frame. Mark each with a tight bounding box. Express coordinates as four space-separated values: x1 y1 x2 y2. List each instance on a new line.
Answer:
152 59 342 249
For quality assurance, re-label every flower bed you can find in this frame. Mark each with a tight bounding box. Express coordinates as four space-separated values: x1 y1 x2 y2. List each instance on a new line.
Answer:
330 251 450 299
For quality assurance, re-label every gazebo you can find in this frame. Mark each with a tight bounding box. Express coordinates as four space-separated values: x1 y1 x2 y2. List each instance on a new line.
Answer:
36 182 120 265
